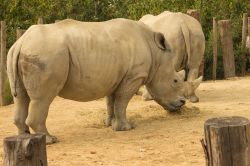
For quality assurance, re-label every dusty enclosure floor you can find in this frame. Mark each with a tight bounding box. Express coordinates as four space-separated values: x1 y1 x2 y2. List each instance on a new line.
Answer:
1 77 250 166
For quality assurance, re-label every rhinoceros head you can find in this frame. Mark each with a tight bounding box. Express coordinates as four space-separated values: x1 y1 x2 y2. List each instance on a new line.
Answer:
146 68 186 111
146 34 186 111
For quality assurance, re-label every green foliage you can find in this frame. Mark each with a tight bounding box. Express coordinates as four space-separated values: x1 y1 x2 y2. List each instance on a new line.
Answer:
0 0 249 81
3 78 13 105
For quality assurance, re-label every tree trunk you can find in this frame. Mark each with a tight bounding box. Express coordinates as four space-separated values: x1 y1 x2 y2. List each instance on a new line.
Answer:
218 20 236 78
0 21 7 106
212 17 218 80
3 134 47 166
202 116 250 166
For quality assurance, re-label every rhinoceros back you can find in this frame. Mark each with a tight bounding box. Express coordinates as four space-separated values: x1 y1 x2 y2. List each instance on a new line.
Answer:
54 19 152 101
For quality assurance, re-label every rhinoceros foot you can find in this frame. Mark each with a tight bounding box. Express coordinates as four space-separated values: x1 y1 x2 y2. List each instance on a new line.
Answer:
46 135 59 145
112 120 134 131
104 117 113 127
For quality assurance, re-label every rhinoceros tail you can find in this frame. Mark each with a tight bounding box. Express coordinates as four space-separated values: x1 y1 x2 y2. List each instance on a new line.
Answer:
180 19 191 68
7 38 23 97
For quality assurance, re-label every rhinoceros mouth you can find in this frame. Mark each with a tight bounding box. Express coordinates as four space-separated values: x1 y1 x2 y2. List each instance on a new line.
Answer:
163 104 182 112
154 99 184 112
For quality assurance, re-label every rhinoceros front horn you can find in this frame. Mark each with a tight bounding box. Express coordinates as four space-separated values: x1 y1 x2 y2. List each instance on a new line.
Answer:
178 70 186 81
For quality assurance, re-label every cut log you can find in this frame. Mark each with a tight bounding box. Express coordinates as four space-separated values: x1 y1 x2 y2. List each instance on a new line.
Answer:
3 134 47 166
218 20 236 78
203 116 250 166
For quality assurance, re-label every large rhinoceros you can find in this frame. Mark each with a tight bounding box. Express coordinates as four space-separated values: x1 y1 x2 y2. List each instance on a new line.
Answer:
140 11 205 103
7 18 186 144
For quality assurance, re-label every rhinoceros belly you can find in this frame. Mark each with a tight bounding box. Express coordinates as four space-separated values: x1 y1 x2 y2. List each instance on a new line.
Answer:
58 45 129 101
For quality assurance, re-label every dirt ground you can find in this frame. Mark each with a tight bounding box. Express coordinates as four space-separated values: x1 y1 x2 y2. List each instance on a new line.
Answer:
1 77 250 166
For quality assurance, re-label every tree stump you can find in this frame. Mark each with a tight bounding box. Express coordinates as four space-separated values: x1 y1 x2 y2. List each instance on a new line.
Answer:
202 116 250 166
3 134 47 166
218 20 236 78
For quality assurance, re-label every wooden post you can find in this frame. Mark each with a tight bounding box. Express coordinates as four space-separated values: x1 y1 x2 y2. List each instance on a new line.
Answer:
16 28 26 40
0 21 7 106
187 9 200 22
241 13 248 76
212 17 218 80
37 17 44 24
187 9 204 77
3 134 48 166
248 17 250 36
218 20 236 78
202 116 250 166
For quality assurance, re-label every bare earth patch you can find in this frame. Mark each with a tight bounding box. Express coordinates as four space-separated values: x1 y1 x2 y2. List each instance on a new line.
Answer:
1 76 250 166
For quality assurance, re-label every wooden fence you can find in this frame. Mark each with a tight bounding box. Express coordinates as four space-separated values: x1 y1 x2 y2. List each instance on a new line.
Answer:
0 13 250 106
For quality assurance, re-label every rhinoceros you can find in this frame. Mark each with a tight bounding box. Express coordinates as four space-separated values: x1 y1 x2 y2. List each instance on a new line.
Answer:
139 11 205 102
7 18 186 144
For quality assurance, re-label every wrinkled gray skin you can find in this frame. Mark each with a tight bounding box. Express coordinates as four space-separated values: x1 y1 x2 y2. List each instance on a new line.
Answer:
7 19 186 144
140 11 205 102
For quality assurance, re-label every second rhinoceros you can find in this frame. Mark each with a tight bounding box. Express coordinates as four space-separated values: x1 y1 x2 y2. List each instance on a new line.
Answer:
140 11 205 102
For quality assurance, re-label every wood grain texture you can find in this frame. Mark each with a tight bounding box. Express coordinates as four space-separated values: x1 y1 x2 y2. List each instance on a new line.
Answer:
204 116 250 166
218 20 236 78
3 134 47 166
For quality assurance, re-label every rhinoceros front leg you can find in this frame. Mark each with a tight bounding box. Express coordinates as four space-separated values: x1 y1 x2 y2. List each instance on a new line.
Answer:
187 67 199 103
111 78 143 131
105 95 115 127
112 96 133 131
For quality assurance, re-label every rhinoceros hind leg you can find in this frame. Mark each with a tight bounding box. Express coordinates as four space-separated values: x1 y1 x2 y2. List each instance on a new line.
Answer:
105 94 115 127
25 98 57 144
13 89 30 134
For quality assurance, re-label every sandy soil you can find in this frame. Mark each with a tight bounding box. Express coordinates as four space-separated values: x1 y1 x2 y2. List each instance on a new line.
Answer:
1 77 250 166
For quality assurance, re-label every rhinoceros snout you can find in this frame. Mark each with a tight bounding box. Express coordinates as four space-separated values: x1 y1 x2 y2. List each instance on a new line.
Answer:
164 98 186 112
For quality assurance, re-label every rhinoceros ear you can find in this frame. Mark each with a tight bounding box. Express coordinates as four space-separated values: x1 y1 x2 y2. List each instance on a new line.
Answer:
154 32 171 52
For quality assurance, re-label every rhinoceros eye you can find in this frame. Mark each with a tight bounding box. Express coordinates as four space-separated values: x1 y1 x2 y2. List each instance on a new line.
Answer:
174 79 178 83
